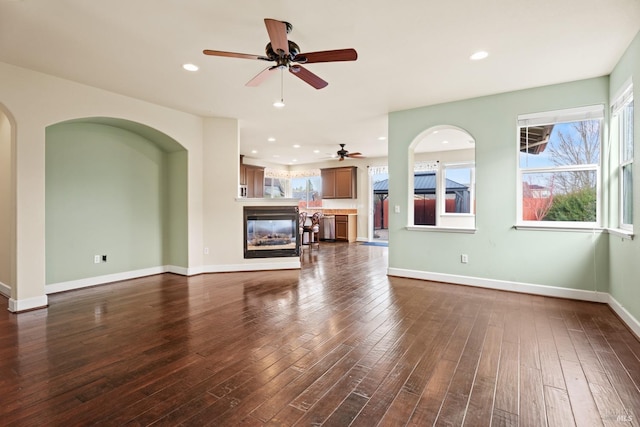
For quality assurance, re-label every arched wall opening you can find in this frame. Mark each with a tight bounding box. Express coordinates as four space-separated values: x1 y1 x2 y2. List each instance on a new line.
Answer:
45 117 188 290
408 125 476 229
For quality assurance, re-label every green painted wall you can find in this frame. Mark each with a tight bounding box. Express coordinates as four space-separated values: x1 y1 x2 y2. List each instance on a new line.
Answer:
388 77 610 292
46 122 187 284
608 31 640 320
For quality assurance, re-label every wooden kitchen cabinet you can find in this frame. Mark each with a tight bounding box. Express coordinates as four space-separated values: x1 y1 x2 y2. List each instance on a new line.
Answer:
245 165 264 198
321 166 357 199
335 214 357 242
240 156 264 198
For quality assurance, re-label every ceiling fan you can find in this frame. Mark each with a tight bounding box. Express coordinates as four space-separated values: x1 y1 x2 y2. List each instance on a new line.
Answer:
203 18 357 89
336 144 363 161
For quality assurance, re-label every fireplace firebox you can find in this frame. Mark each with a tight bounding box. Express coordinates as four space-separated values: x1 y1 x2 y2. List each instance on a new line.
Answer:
244 206 300 258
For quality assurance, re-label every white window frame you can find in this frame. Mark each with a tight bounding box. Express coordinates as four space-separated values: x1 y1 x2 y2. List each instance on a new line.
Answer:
612 83 634 232
441 162 475 216
516 105 604 229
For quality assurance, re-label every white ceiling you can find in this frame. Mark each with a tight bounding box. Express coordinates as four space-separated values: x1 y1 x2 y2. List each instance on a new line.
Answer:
1 0 639 165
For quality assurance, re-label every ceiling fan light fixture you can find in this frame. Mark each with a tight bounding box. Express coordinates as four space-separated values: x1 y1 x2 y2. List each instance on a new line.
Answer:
273 67 285 108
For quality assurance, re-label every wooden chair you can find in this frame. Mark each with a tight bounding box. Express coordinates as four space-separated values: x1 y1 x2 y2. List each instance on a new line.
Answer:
300 211 321 251
308 212 322 249
299 212 309 251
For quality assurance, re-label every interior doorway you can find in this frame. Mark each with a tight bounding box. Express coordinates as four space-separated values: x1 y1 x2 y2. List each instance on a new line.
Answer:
369 166 389 242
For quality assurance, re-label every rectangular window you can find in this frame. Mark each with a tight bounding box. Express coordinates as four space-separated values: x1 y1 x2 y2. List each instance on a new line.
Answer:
291 174 322 210
443 164 475 214
517 105 603 226
612 85 634 230
264 177 287 198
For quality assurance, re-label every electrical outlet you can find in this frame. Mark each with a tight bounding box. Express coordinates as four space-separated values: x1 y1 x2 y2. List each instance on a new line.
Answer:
204 247 209 255
102 255 107 262
394 205 400 213
461 254 469 263
94 255 101 264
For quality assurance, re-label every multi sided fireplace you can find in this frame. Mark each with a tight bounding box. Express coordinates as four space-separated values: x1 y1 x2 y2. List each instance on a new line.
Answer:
243 205 300 258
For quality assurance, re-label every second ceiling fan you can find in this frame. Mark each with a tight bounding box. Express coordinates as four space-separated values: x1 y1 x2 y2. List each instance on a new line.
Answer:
203 18 357 89
336 144 363 161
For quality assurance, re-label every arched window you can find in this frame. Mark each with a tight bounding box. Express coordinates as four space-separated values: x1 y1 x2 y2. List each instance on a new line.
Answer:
408 125 476 230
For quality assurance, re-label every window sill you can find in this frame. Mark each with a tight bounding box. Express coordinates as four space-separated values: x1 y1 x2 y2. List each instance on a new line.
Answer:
406 226 477 234
513 224 604 233
607 228 634 240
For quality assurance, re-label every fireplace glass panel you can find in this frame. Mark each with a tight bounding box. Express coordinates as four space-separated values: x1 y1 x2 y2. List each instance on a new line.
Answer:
246 219 296 251
243 206 300 258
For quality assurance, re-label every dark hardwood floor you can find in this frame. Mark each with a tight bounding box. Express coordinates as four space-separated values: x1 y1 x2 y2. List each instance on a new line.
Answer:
1 242 639 426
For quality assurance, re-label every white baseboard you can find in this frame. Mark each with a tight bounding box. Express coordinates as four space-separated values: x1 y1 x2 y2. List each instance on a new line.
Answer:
45 266 166 294
44 261 301 295
165 265 190 276
0 281 10 298
387 267 609 303
201 260 301 273
607 294 640 338
8 295 48 312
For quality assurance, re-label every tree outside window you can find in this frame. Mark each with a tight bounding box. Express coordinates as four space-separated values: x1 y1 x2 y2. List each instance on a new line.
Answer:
518 106 603 225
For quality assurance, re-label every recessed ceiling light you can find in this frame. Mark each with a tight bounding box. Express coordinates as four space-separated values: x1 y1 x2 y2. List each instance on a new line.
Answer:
292 159 298 162
470 51 489 61
273 100 285 108
292 144 301 148
251 150 258 154
313 149 320 154
267 137 276 142
442 140 449 144
182 63 199 71
378 136 387 141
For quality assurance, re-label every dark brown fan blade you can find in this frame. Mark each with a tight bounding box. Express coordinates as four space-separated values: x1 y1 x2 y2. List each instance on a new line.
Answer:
289 65 328 89
294 48 358 64
246 67 276 87
203 50 267 61
347 152 363 157
264 19 289 56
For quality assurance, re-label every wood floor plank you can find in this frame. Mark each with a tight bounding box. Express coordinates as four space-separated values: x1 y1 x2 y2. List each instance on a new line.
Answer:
322 391 369 426
520 366 547 427
464 325 503 425
544 385 576 427
406 359 458 426
291 363 370 426
559 358 604 427
437 308 493 426
0 242 638 426
494 340 519 417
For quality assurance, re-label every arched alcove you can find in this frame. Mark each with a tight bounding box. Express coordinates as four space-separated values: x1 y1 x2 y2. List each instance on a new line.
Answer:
45 117 188 289
408 125 476 229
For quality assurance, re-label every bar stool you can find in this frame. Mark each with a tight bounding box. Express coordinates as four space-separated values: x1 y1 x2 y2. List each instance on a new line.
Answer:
300 211 321 251
309 212 322 249
299 212 309 251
